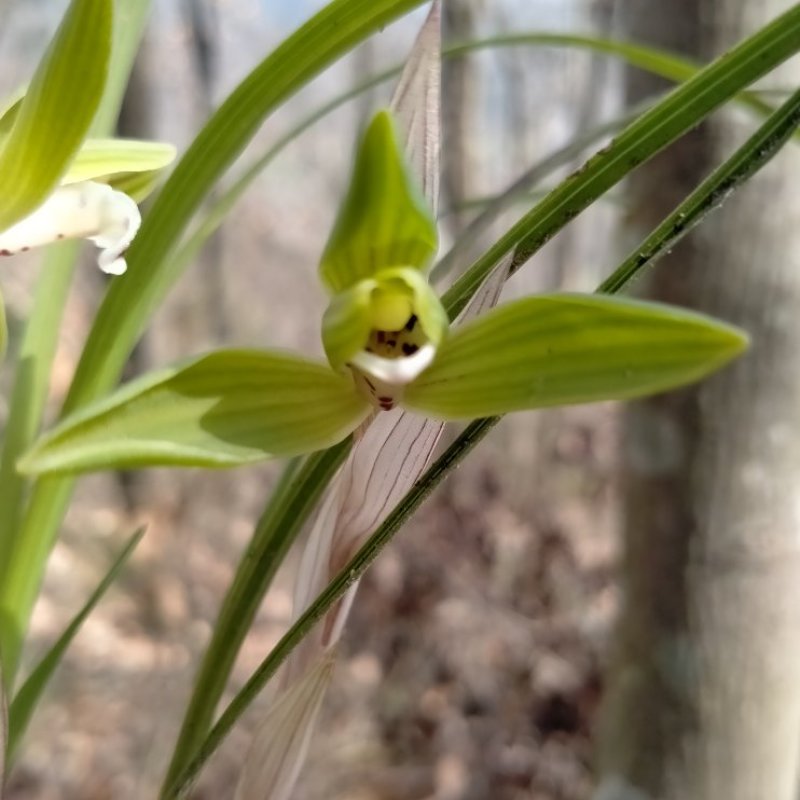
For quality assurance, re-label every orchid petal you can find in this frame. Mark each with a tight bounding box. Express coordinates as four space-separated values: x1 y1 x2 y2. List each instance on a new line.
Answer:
321 279 376 372
18 350 371 475
62 139 176 186
319 110 438 293
322 265 448 379
404 293 748 418
0 182 141 275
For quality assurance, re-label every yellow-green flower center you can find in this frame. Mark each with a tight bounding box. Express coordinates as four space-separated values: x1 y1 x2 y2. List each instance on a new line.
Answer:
370 286 413 331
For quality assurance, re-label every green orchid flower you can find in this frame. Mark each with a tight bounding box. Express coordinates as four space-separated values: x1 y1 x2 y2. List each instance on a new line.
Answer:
0 137 175 275
18 109 747 477
319 110 446 409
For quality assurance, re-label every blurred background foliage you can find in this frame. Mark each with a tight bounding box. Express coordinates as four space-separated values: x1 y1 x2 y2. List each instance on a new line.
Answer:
1 1 798 799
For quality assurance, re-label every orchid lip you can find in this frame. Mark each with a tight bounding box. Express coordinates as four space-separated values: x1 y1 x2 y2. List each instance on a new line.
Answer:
0 181 141 275
350 342 436 386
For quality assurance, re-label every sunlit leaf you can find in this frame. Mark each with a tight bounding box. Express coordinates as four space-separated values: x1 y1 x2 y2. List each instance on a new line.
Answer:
405 294 748 418
0 0 112 231
19 351 370 475
319 110 438 293
7 526 145 761
62 139 176 185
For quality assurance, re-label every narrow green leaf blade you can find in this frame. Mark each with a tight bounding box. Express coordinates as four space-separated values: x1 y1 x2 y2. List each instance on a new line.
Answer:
160 442 351 794
0 0 112 231
19 351 370 475
404 295 748 418
62 139 176 185
6 526 145 760
319 110 438 293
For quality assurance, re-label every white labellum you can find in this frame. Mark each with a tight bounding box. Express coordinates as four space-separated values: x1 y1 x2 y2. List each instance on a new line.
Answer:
0 181 141 275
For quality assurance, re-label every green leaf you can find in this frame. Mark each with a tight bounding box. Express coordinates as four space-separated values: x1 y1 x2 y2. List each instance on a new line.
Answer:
599 84 800 294
6 526 145 761
0 93 23 139
319 110 438 293
19 351 370 475
61 139 176 185
404 294 748 418
0 0 112 232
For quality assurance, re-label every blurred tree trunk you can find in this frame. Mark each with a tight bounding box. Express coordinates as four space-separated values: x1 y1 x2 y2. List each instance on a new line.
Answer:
596 2 800 799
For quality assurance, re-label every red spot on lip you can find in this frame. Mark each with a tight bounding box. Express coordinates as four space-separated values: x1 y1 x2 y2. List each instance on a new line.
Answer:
0 249 11 256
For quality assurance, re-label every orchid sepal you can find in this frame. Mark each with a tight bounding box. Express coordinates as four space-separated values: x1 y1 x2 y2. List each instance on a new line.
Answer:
319 110 438 294
18 293 748 477
17 349 371 475
404 293 749 419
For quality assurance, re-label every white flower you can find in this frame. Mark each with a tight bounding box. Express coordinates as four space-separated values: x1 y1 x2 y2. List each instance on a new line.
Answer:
0 180 141 275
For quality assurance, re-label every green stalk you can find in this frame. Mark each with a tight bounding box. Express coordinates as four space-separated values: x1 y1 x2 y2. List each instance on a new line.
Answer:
163 38 800 800
160 440 351 795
